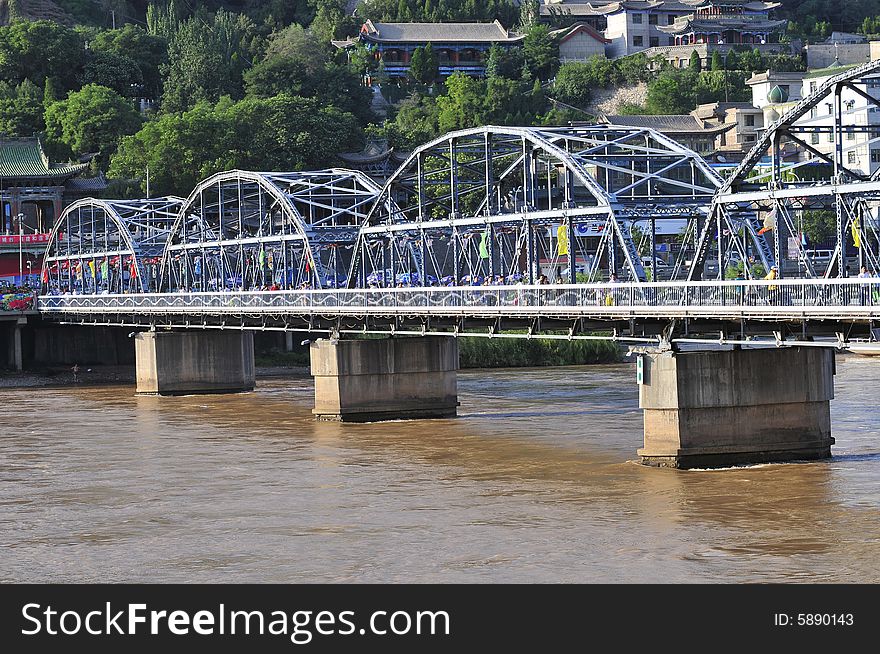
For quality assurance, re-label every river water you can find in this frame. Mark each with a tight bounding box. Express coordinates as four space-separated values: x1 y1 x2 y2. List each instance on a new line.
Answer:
1 355 879 583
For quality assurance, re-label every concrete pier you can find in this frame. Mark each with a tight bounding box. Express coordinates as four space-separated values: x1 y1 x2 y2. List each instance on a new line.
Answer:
638 347 835 469
135 331 255 395
3 318 24 371
310 337 458 421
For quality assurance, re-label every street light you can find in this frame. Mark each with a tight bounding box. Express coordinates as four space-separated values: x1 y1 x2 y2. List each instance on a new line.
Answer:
17 213 24 287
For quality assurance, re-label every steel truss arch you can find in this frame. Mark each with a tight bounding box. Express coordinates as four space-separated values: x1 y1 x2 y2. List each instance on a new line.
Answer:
688 60 880 282
161 169 383 292
351 125 721 288
42 197 183 294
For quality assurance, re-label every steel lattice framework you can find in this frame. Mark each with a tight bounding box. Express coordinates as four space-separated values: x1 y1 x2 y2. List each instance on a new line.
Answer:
350 125 722 287
690 59 880 281
159 170 382 292
43 197 183 294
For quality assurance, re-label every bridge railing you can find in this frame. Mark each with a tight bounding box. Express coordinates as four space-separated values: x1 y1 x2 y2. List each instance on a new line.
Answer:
37 279 880 317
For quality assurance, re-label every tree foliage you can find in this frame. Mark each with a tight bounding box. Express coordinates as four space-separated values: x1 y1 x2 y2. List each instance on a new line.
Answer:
109 94 362 196
44 84 141 165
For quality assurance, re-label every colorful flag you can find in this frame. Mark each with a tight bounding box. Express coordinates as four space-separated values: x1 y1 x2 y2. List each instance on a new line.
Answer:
852 215 861 248
478 228 489 259
557 224 569 256
757 209 776 235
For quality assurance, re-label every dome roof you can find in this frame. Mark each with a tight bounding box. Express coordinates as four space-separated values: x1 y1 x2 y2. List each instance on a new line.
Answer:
767 84 789 104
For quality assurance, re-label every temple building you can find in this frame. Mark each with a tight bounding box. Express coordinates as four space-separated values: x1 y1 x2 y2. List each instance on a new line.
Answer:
658 1 786 48
0 136 99 285
339 20 525 79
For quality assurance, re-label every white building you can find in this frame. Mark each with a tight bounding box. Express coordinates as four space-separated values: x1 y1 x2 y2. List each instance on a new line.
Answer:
792 66 880 177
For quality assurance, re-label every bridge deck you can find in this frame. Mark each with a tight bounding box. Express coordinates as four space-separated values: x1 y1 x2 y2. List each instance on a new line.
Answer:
38 279 879 323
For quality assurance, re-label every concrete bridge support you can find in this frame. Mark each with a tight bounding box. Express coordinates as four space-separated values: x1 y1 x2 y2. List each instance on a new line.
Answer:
2 318 24 371
638 347 835 469
135 331 255 395
310 337 459 421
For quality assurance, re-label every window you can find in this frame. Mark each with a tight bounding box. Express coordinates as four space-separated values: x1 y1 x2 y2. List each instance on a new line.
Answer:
745 115 755 126
811 133 820 145
810 107 818 119
809 81 817 93
827 102 834 115
745 135 756 142
848 151 857 164
847 129 855 140
650 36 659 47
828 132 834 142
780 85 790 94
633 35 643 46
872 149 880 163
633 13 643 24
668 37 675 45
649 14 658 25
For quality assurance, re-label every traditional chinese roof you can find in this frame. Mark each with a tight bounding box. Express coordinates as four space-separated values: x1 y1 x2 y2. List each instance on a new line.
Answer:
549 21 612 44
65 172 110 192
359 20 525 44
0 137 88 182
658 15 786 35
601 114 735 135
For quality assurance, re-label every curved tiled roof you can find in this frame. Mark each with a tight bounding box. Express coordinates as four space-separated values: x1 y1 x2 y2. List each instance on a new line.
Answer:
360 20 524 44
0 137 88 180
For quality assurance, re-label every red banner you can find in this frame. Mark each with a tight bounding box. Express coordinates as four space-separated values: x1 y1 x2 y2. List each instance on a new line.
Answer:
0 233 51 245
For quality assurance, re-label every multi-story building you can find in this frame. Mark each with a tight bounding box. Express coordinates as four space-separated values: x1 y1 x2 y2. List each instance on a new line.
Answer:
340 20 525 79
793 66 880 177
577 1 788 59
658 0 786 48
692 101 764 160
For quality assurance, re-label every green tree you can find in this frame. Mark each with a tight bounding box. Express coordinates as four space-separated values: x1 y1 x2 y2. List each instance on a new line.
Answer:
79 50 144 97
802 210 836 244
160 17 234 112
710 50 723 71
553 61 595 107
645 69 697 114
91 24 168 99
383 92 440 150
0 80 44 136
436 72 485 132
522 23 559 80
0 20 86 91
44 84 141 167
110 94 362 196
310 0 358 42
409 43 439 84
688 50 702 73
109 101 233 196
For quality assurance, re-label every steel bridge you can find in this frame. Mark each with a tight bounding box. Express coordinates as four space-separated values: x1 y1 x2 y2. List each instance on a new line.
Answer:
36 61 880 344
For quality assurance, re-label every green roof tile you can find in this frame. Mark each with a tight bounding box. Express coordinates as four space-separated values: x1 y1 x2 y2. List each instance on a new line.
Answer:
0 137 88 181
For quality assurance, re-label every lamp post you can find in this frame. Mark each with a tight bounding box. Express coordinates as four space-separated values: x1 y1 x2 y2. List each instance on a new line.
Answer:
17 213 24 286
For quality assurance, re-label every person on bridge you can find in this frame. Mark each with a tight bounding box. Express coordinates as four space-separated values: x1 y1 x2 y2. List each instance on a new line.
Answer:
764 266 779 304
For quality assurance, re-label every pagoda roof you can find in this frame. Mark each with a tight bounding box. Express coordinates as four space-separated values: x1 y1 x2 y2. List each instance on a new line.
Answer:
601 114 735 135
678 1 781 8
0 137 88 182
549 22 611 44
658 15 787 34
359 20 524 44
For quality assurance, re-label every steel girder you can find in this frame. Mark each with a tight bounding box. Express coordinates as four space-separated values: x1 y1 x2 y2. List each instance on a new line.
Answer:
349 125 721 288
42 197 183 294
159 169 383 292
691 60 880 281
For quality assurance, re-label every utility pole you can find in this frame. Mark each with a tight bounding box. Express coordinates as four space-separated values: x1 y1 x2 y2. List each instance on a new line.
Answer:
146 166 150 198
111 9 116 29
